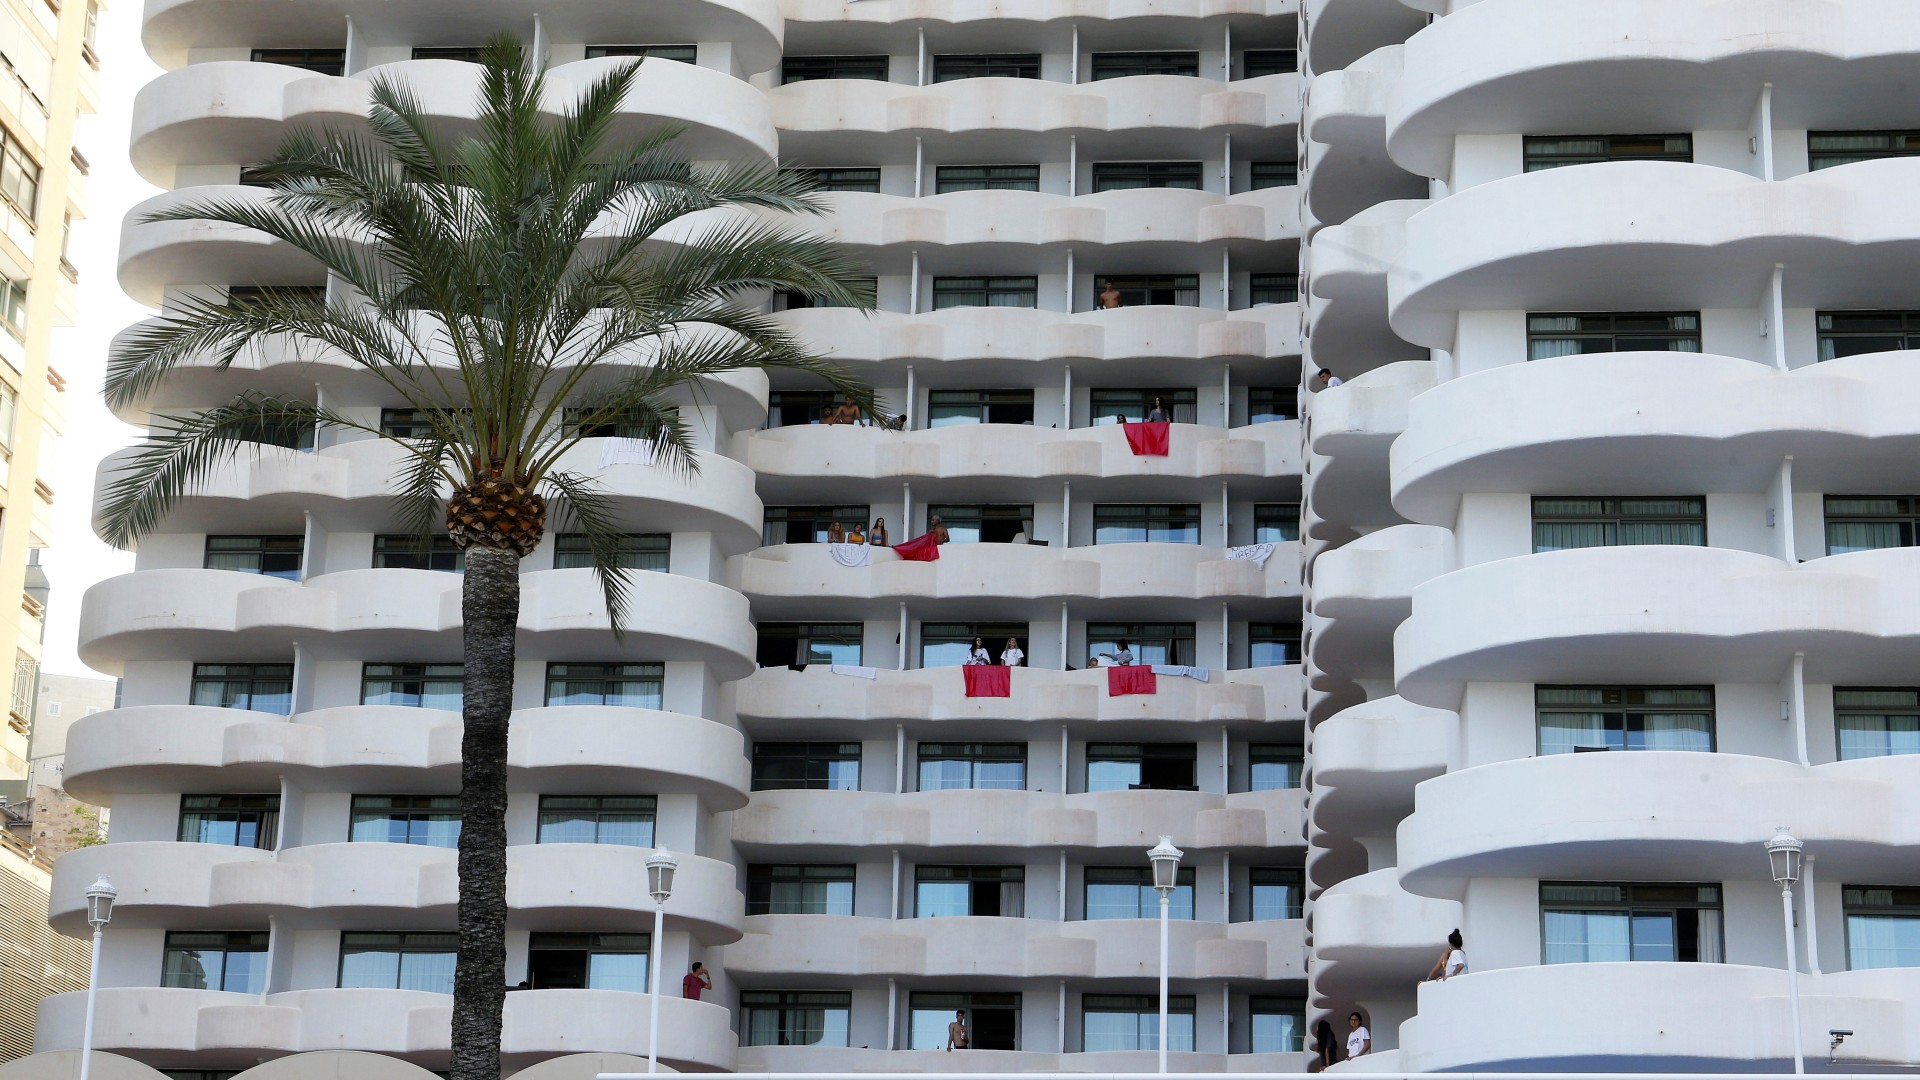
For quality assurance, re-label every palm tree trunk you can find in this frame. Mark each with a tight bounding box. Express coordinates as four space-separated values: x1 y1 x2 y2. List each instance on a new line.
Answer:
452 544 520 1080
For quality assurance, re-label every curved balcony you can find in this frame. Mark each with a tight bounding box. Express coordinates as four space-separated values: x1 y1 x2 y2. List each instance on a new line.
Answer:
774 303 1301 378
737 1045 1312 1073
93 439 763 551
1307 359 1434 460
1300 443 1400 541
1303 197 1424 377
61 704 751 810
736 420 1303 504
50 842 744 942
1303 0 1427 75
76 567 757 677
732 541 1301 621
1302 45 1425 225
1307 695 1454 839
1388 159 1920 350
130 58 775 187
1391 350 1920 526
35 987 737 1071
781 0 1300 35
1307 524 1450 682
1396 753 1920 900
1388 0 1920 180
142 0 785 74
725 914 1305 982
118 185 323 306
1308 868 1459 1007
769 74 1300 160
731 664 1305 734
730 788 1308 858
1398 963 1920 1072
1395 546 1920 710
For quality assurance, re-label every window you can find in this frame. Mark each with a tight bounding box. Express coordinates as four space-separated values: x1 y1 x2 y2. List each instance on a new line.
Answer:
349 795 461 847
1826 496 1920 554
0 129 39 218
560 407 650 440
372 535 466 572
763 506 873 545
1091 161 1203 192
741 990 852 1046
1087 622 1196 668
526 932 650 991
1526 312 1701 359
1089 388 1198 425
203 536 302 579
162 1072 242 1080
0 278 23 342
1090 52 1199 80
190 663 293 715
748 864 856 916
537 795 655 846
1253 503 1301 542
1097 274 1200 307
1843 886 1920 969
1532 496 1707 551
554 533 669 571
584 44 697 63
1086 742 1196 792
1085 866 1195 920
915 865 1025 917
782 56 889 83
932 276 1038 310
361 663 464 711
162 932 268 993
932 54 1040 81
224 285 326 310
411 46 488 62
1248 389 1298 425
1249 745 1303 790
1250 867 1304 920
1249 161 1298 189
920 622 1029 668
178 794 279 849
226 410 316 451
786 167 880 193
338 932 458 992
1250 997 1306 1053
544 662 664 709
1242 50 1298 78
1093 504 1201 545
767 391 842 428
249 48 344 75
910 991 1021 1050
1536 686 1715 755
1817 311 1920 360
1808 131 1920 171
1250 623 1303 668
1541 882 1723 963
757 622 864 668
1083 994 1195 1051
772 278 876 310
934 165 1040 193
1833 689 1920 759
377 408 463 438
752 742 861 791
1523 135 1692 172
0 383 16 450
1249 272 1300 305
924 505 1033 545
918 743 1026 791
927 389 1035 426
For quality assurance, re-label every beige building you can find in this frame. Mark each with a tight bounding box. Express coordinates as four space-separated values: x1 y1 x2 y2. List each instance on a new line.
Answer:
0 831 87 1063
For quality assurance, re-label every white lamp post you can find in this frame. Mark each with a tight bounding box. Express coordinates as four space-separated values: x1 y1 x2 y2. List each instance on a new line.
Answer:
78 876 117 1080
644 850 679 1075
1765 829 1805 1075
1147 836 1183 1074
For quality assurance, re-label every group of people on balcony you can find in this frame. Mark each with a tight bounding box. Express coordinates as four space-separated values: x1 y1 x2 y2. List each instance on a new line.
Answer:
827 518 891 546
962 635 1025 666
1307 931 1465 1071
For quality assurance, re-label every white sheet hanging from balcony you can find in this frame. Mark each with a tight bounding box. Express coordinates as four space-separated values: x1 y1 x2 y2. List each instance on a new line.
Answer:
1152 665 1211 682
829 664 878 680
599 437 657 468
1224 542 1276 567
829 542 872 567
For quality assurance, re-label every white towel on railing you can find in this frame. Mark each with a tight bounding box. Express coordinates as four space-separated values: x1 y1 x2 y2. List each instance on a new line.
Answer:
1151 665 1211 682
599 438 656 468
1224 542 1277 567
829 664 878 680
828 542 872 567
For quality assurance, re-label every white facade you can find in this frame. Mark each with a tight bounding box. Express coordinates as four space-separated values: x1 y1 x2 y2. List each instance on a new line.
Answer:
43 1 1314 1076
1304 0 1920 1072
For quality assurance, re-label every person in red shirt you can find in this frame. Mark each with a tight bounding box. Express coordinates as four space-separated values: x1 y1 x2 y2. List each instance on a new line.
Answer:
682 962 711 1000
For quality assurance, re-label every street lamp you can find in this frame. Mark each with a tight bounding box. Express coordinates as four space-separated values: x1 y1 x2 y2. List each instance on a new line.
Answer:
644 850 679 1075
1147 836 1183 1075
1765 829 1805 1075
79 875 117 1080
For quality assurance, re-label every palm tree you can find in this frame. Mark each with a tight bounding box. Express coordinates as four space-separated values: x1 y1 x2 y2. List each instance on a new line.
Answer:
101 37 873 1080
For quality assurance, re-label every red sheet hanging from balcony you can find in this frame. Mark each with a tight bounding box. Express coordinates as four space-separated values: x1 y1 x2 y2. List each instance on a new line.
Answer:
1107 666 1157 696
1124 421 1170 456
963 665 1011 697
892 532 942 561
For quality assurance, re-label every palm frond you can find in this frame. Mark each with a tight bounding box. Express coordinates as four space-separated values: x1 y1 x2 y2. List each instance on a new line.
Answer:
540 470 636 635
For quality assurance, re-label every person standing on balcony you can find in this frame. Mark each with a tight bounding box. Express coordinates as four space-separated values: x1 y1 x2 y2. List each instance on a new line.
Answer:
827 521 845 544
966 637 992 665
1346 1012 1371 1058
1147 396 1170 422
1309 1018 1341 1071
1316 367 1343 390
930 515 950 545
1001 637 1025 667
1425 929 1469 981
831 394 864 425
946 1010 970 1051
1099 279 1124 309
682 962 711 1000
870 518 889 547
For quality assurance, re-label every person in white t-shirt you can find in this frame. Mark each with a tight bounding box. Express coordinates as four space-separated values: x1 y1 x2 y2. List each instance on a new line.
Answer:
1000 637 1025 667
1316 367 1343 390
1425 929 1469 981
965 637 992 665
1346 1012 1371 1059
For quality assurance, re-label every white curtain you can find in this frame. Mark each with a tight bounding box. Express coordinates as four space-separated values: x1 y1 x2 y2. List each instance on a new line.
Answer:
1695 910 1724 963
